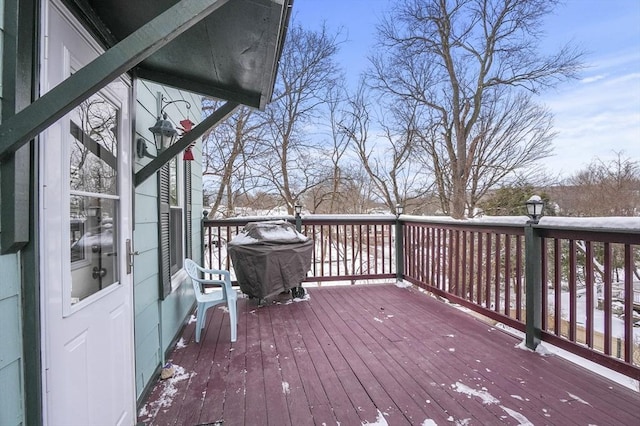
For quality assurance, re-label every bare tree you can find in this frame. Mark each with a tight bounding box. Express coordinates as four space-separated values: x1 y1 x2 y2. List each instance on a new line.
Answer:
369 0 583 218
341 82 435 214
559 152 640 216
202 101 268 218
465 91 555 214
258 23 343 214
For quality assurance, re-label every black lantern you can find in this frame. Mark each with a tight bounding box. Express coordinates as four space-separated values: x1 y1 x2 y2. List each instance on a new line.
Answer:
294 204 302 216
525 195 544 223
86 204 101 217
148 112 178 152
396 203 404 216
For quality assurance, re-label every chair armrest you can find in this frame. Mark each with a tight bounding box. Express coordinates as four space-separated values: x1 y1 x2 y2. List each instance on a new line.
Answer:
201 268 230 281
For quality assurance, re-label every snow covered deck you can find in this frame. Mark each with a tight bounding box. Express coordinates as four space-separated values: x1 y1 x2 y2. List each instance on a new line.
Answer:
137 284 639 425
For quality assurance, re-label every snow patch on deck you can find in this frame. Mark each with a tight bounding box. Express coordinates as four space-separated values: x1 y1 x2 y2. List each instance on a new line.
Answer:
362 409 388 425
500 405 534 425
137 364 195 421
452 382 499 404
567 392 591 406
453 381 535 425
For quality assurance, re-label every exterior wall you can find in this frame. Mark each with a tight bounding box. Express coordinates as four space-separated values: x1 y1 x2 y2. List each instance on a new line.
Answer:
0 0 27 424
0 255 24 426
133 79 204 399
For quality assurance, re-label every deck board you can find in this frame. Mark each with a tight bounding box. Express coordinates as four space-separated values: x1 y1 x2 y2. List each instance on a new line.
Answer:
138 284 640 426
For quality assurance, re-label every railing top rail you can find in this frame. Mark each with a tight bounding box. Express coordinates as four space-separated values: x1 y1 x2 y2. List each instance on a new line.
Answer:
401 214 528 234
402 214 529 227
301 214 396 224
204 216 293 226
533 217 640 244
204 214 397 226
534 217 640 240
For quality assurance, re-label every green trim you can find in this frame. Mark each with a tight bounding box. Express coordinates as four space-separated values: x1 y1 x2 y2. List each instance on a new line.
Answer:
1 0 34 253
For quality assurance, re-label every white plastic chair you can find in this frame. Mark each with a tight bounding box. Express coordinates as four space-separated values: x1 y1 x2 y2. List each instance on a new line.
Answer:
184 258 238 343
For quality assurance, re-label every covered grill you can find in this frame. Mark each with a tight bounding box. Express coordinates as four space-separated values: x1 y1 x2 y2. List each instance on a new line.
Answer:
228 220 313 301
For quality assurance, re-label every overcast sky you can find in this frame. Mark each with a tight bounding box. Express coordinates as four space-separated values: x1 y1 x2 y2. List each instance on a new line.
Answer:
293 0 640 179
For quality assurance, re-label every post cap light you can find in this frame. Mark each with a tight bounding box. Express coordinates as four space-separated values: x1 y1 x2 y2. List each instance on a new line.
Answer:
87 205 100 217
294 204 302 216
525 195 544 222
396 204 404 216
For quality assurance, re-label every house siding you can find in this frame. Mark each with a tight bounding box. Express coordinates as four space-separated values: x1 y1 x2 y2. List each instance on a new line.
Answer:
133 79 203 400
0 255 25 426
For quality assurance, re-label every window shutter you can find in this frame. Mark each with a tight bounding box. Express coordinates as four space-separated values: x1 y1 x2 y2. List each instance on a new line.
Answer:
158 164 171 299
184 160 193 260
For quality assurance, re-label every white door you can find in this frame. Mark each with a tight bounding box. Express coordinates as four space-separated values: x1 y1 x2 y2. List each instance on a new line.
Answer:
40 1 136 425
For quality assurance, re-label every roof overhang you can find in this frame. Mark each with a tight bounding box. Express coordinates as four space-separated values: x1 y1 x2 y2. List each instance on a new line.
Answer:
0 0 292 159
68 0 292 110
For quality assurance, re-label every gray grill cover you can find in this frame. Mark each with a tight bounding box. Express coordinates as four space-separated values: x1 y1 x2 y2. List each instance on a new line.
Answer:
228 221 313 299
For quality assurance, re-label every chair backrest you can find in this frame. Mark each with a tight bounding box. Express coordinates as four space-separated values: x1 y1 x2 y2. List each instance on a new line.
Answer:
184 258 229 302
184 258 200 282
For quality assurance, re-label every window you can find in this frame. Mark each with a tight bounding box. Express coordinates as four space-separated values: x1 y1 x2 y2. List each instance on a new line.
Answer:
158 156 192 298
169 157 183 275
68 94 120 303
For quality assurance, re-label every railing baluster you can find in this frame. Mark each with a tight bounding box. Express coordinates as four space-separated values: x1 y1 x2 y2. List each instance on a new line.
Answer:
505 235 511 317
623 244 633 363
485 233 492 309
539 237 546 329
585 241 594 348
604 242 612 356
469 231 475 303
476 233 483 305
554 239 562 335
494 233 501 313
516 235 523 322
569 239 577 342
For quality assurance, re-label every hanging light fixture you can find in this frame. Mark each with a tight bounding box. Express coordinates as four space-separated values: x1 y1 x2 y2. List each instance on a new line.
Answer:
137 94 193 159
148 112 178 152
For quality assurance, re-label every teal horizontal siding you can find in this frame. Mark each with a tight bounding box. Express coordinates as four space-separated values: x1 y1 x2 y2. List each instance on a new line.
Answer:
133 80 203 401
0 253 24 426
160 278 195 349
0 359 23 426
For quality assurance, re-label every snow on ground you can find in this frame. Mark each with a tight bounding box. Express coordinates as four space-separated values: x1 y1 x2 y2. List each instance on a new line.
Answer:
452 381 535 425
137 364 195 421
395 279 412 288
540 216 640 230
361 409 388 425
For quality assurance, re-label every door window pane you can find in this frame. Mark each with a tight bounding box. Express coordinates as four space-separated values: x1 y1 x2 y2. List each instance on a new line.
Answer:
68 93 120 304
70 196 119 303
69 96 118 195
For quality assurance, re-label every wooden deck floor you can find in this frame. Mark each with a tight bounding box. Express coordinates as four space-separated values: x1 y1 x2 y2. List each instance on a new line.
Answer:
137 284 640 426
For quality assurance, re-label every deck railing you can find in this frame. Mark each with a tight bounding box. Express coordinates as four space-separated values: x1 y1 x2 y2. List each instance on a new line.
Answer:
203 215 396 283
202 214 639 380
